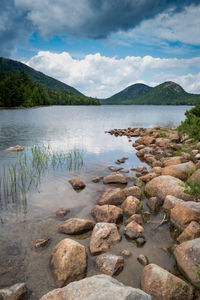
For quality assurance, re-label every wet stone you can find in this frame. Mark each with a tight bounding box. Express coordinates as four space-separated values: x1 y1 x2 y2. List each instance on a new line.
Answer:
137 254 149 266
136 237 146 246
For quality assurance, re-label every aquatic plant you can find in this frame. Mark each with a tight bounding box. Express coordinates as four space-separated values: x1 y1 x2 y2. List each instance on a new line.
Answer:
0 145 85 207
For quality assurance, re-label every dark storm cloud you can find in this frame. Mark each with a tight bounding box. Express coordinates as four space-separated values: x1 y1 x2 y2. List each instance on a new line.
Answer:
0 0 199 57
0 0 33 57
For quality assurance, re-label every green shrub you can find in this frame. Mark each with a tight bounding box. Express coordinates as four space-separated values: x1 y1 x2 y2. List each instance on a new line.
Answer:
178 105 200 140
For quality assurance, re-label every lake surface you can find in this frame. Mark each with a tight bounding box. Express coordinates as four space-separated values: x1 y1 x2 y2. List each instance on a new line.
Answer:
0 105 191 299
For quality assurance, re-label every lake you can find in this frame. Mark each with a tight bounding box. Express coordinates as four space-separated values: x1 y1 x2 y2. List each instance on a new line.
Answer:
0 105 191 299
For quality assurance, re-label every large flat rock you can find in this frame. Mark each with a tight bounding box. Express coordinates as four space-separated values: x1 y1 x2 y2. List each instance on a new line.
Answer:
141 263 193 300
40 274 151 300
145 175 195 202
174 238 200 288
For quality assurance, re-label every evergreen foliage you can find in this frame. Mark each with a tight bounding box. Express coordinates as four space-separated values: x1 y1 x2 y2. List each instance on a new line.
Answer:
178 104 200 140
0 70 100 107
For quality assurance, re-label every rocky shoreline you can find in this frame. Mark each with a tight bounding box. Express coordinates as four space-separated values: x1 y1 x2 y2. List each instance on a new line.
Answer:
1 125 200 300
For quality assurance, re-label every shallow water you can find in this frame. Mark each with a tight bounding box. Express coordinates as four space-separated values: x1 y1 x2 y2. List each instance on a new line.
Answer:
0 105 192 298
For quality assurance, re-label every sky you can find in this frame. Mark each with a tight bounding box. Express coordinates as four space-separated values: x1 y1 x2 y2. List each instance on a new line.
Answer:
1 0 200 98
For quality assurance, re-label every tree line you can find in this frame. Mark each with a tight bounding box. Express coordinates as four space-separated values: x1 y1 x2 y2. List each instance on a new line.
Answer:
0 71 100 107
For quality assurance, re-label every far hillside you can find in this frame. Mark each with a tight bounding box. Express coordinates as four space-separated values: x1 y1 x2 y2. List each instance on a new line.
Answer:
0 57 100 107
101 81 200 105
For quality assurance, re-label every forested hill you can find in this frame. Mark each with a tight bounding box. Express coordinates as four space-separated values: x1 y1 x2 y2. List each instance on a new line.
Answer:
0 57 82 96
0 58 100 107
101 81 200 105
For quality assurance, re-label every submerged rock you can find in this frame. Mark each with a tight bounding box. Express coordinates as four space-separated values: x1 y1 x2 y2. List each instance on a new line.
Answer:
89 223 121 255
4 145 24 152
91 205 123 223
50 238 87 287
141 263 193 300
174 238 200 288
32 238 50 249
0 283 27 300
69 177 86 190
108 166 122 172
40 274 151 300
96 253 124 276
58 218 95 235
55 209 70 217
92 176 103 183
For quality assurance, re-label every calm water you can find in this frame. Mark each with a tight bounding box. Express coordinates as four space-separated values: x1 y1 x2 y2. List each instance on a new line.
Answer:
0 105 191 299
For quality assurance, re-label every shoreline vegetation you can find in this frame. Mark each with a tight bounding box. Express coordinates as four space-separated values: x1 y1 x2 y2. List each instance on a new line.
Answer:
1 105 200 299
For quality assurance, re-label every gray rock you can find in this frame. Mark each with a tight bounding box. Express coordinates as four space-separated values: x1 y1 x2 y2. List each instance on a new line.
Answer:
96 253 124 276
0 283 27 300
174 238 200 288
141 264 193 300
90 223 121 255
40 274 151 300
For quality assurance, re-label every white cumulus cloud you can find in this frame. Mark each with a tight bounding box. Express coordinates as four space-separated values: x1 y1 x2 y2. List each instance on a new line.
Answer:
26 51 200 98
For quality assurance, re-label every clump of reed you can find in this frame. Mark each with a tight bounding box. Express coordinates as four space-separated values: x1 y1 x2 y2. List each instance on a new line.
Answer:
0 145 84 206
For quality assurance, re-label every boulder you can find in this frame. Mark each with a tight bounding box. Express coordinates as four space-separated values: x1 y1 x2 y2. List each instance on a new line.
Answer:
123 186 142 198
141 263 193 300
125 214 143 225
97 188 125 206
121 196 141 217
137 254 149 266
145 175 195 202
177 221 200 243
103 172 128 184
155 138 170 147
174 238 200 288
0 283 27 300
189 169 200 186
50 238 87 287
135 136 155 145
4 145 24 152
163 195 183 210
40 274 151 300
147 197 162 213
161 161 196 180
91 205 122 223
69 177 86 190
151 167 162 175
124 221 144 239
58 218 95 235
170 201 200 230
169 133 179 142
139 172 158 183
90 223 121 255
96 253 124 276
162 156 184 167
